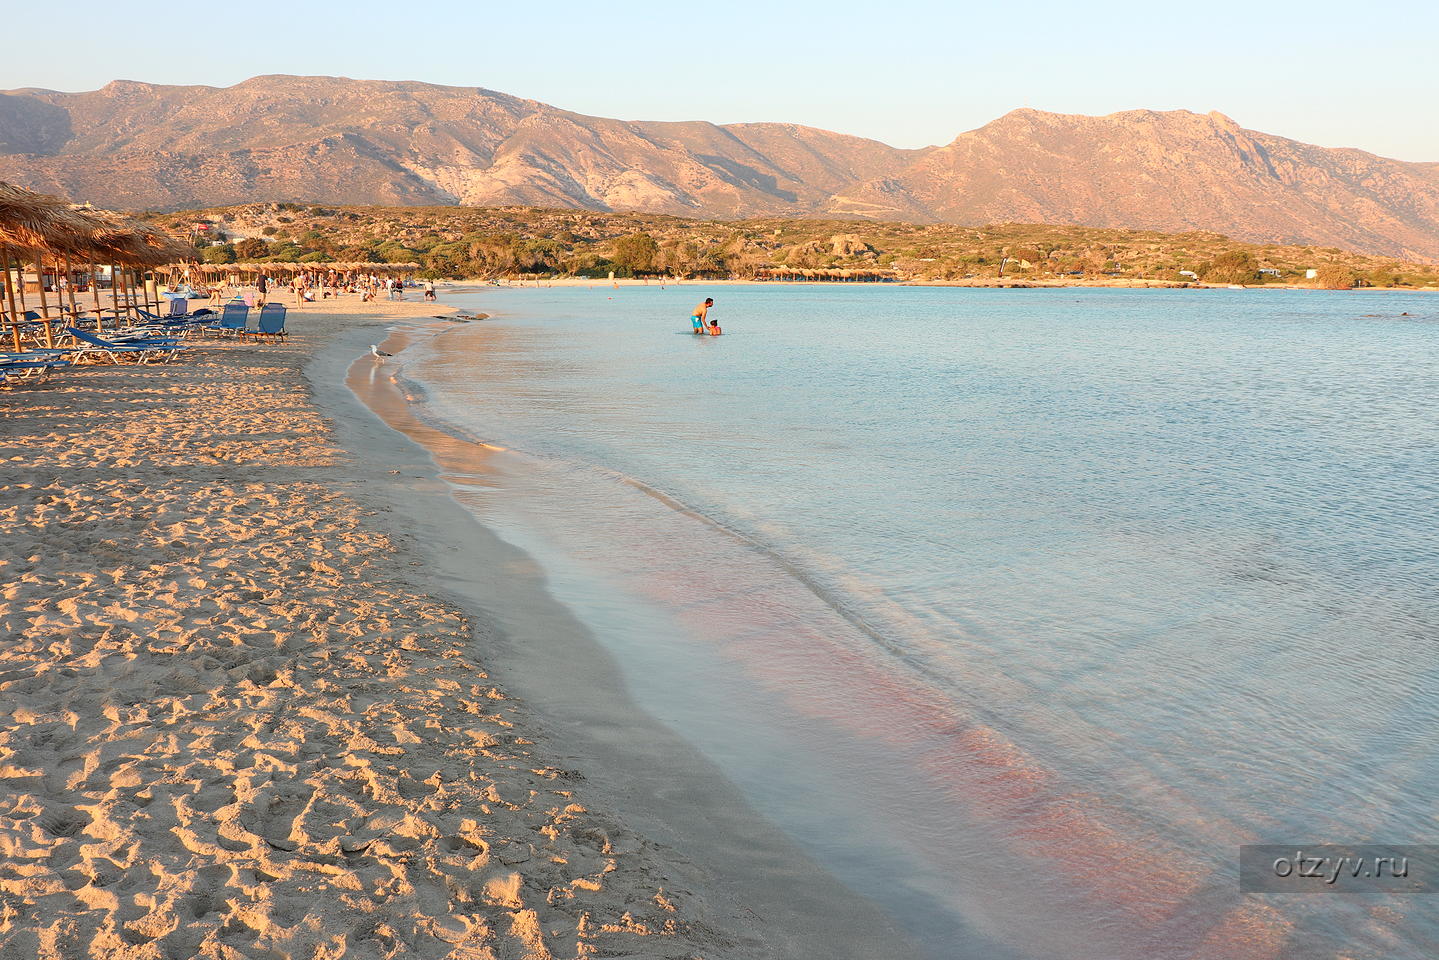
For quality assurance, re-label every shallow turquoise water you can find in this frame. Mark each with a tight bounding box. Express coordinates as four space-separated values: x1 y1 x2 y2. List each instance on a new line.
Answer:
402 285 1439 959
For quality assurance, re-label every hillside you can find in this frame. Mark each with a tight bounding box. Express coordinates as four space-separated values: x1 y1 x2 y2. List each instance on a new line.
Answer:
0 77 918 217
829 109 1439 261
4 76 1439 258
144 203 1439 289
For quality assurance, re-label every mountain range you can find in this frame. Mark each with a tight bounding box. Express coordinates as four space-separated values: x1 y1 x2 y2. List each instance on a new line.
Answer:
2 75 1437 259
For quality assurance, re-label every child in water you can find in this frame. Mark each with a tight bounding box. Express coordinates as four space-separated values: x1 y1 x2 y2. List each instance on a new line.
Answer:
708 318 722 336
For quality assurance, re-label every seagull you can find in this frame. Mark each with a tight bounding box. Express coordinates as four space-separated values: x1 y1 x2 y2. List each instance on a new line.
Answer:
370 345 392 358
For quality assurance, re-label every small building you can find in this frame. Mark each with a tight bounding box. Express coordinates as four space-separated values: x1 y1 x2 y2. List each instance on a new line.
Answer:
1305 269 1319 279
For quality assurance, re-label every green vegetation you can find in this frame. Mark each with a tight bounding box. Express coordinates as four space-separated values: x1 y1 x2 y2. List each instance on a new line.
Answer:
1314 264 1359 290
150 204 1439 287
1199 250 1259 285
201 243 237 264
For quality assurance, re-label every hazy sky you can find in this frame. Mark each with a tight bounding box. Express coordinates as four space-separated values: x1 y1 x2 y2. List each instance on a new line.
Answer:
6 0 1437 161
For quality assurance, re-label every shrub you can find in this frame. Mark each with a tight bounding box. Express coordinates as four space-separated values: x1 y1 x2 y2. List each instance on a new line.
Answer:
1314 264 1357 289
1200 250 1259 284
612 232 659 274
202 244 237 264
234 238 268 259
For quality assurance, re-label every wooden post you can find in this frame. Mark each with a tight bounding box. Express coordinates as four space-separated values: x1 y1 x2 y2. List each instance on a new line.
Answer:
33 257 54 348
90 263 104 334
109 263 122 325
33 256 50 314
13 252 27 317
63 258 79 325
2 249 23 352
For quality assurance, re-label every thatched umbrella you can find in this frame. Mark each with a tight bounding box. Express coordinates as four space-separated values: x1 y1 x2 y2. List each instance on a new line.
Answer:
0 182 75 250
1 183 192 348
0 183 84 350
78 211 188 318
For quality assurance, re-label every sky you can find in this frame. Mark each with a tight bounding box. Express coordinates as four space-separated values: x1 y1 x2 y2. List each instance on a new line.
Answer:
6 0 1438 161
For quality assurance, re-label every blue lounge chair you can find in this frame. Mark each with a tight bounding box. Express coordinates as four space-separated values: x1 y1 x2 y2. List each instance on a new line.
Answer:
207 302 249 338
135 310 212 338
0 353 72 384
65 327 185 364
254 303 288 341
105 330 182 346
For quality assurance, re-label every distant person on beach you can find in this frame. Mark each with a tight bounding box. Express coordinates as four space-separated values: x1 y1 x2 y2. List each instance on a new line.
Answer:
708 318 722 336
691 298 713 334
256 274 268 308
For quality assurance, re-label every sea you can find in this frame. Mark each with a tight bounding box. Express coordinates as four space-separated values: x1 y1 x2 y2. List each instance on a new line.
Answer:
385 284 1439 960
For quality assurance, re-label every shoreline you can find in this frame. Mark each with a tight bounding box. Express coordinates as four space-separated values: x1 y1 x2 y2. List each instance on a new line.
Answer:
452 276 1439 291
313 310 928 960
0 293 922 960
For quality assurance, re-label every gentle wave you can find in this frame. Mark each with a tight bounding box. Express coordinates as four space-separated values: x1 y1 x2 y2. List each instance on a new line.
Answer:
392 286 1439 959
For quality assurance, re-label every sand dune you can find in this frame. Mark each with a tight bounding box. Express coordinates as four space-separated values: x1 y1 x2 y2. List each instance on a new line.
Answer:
0 299 739 959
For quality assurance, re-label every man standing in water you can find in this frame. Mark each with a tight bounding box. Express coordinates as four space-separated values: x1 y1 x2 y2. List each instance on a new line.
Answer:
690 297 713 334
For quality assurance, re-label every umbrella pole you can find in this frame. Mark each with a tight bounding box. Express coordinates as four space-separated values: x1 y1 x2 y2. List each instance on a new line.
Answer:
46 256 64 347
2 249 23 353
32 256 54 346
90 263 103 334
63 257 79 324
109 263 122 326
14 252 27 316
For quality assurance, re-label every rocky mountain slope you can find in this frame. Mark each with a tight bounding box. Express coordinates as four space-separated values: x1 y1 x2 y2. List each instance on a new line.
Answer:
2 76 1437 258
829 108 1439 260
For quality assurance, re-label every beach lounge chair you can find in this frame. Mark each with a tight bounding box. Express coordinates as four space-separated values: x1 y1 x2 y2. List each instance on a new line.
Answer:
65 327 185 364
135 309 213 338
254 303 288 341
104 330 182 346
0 353 72 384
207 302 249 338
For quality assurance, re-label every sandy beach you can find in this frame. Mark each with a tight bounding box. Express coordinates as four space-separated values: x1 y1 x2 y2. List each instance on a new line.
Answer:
0 293 921 960
0 297 730 959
